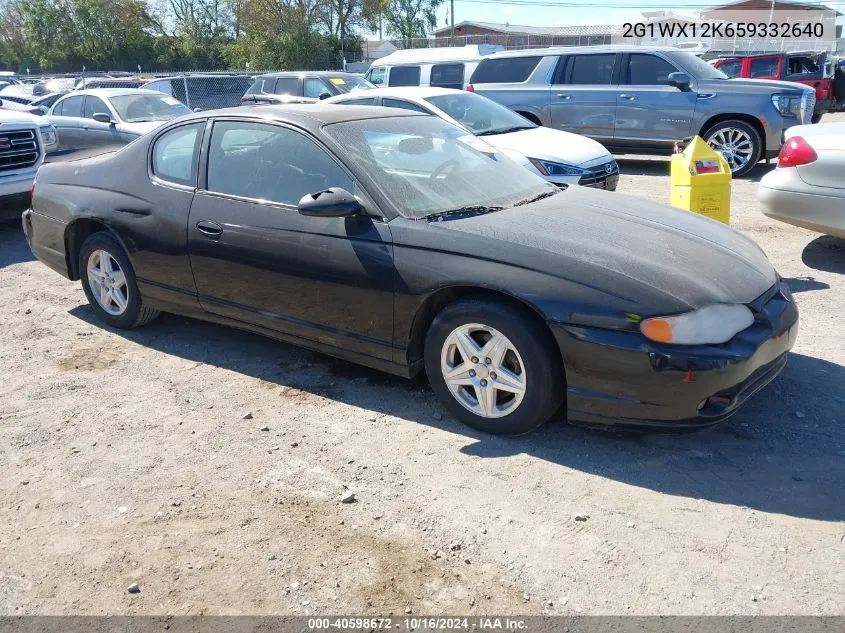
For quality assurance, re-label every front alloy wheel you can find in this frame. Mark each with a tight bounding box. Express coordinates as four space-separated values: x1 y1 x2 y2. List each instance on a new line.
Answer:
703 119 762 178
441 323 527 418
424 298 565 435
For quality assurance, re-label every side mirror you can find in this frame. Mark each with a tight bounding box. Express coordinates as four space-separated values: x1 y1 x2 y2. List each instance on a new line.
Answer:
319 93 331 100
92 112 113 124
298 187 361 218
193 107 203 112
668 72 692 92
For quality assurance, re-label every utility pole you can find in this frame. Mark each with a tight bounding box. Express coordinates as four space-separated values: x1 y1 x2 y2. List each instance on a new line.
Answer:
450 0 455 41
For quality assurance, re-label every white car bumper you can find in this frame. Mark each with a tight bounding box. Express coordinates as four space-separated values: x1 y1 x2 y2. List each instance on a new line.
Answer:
758 168 845 239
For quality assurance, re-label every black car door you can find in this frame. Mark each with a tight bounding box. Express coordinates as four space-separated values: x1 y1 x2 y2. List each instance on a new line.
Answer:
187 118 396 361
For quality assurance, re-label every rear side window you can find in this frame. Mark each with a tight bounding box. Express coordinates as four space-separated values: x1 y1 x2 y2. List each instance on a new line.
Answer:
625 54 678 85
152 123 203 186
337 97 377 105
470 56 542 84
388 66 421 87
382 98 429 113
272 77 299 95
750 57 778 78
567 54 616 85
430 63 464 89
58 95 84 117
718 60 742 78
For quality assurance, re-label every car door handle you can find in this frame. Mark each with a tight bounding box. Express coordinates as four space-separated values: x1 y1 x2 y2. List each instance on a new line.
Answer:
556 93 572 100
196 219 223 238
619 94 637 101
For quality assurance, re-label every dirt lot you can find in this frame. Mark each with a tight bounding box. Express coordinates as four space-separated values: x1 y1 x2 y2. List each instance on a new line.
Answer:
2 114 844 616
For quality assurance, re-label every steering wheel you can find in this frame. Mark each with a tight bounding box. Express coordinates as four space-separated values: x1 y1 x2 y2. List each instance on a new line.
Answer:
430 160 460 181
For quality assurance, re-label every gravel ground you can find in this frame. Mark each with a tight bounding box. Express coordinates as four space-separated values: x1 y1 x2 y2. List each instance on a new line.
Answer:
1 114 844 616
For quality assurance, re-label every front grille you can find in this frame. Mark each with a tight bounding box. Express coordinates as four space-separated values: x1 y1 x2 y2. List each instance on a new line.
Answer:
579 161 620 190
0 129 40 172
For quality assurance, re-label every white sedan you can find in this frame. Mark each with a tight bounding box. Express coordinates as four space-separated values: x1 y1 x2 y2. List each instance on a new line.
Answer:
758 122 845 238
324 86 618 190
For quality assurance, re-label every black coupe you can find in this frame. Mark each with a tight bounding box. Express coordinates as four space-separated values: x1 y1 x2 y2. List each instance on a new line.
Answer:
22 105 798 435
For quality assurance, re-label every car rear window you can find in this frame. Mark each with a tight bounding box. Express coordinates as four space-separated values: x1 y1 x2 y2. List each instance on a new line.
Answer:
470 56 542 84
388 66 421 87
430 63 464 89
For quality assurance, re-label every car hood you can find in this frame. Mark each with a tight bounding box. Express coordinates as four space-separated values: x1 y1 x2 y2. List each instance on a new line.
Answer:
117 120 168 135
0 108 41 125
701 77 810 94
419 187 776 314
482 127 610 166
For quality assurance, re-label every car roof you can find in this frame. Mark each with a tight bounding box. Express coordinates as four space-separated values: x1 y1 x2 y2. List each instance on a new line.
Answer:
256 71 362 78
484 45 689 59
62 88 167 98
331 86 461 101
145 74 250 80
175 103 425 131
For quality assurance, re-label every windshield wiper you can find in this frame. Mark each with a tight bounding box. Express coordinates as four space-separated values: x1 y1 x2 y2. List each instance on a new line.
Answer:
425 205 505 221
476 125 535 136
512 190 561 207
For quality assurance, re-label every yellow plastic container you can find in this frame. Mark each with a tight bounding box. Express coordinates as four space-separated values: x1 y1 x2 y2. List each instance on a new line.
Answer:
670 136 732 225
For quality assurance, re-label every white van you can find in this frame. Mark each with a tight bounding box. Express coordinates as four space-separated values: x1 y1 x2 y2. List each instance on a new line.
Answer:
364 44 503 90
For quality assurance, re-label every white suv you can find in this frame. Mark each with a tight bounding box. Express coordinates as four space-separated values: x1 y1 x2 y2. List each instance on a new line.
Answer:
0 109 58 220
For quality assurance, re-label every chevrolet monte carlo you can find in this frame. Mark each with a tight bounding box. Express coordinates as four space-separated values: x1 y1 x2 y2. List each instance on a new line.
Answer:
22 105 798 435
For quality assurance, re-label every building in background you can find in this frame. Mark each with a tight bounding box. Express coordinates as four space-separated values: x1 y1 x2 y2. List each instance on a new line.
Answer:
430 21 612 48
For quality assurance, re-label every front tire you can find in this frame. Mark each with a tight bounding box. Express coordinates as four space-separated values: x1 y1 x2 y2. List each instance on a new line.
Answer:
424 298 565 435
79 232 159 329
703 119 762 178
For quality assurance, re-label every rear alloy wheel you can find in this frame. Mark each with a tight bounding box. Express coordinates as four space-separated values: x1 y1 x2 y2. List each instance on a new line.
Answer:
703 120 762 178
79 232 159 329
424 298 565 435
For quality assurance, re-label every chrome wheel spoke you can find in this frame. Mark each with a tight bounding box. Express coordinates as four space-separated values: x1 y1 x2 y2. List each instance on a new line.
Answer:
110 270 126 289
492 366 525 395
87 249 128 316
475 382 497 417
480 332 508 367
110 288 128 312
444 364 474 387
453 330 481 363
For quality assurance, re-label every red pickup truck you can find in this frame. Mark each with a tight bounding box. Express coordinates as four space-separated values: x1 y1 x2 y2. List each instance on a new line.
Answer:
710 52 835 123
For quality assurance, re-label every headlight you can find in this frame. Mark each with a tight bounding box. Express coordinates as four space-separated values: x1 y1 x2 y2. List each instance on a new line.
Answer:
528 158 588 177
771 94 802 119
640 304 754 345
39 125 58 150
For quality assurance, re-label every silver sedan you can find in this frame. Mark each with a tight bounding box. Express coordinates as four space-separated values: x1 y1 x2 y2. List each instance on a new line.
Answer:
758 122 845 238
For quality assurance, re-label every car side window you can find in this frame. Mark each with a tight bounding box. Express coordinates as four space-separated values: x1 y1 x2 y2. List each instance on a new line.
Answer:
626 54 678 85
430 63 464 89
388 66 421 87
59 95 84 117
750 57 778 78
206 121 353 206
152 122 203 187
304 78 331 99
368 67 385 85
84 96 109 119
382 98 429 113
273 77 299 95
146 80 172 97
51 99 63 116
337 97 377 105
567 54 616 85
718 60 742 78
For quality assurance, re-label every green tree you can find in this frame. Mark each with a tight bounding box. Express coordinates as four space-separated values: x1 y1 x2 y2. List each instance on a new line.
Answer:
376 0 439 47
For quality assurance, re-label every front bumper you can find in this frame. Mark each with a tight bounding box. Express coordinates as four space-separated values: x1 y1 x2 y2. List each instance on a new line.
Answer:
551 280 798 430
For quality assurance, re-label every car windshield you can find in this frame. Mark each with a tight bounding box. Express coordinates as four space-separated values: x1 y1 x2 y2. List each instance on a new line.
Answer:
424 92 536 136
671 51 729 80
109 94 191 122
323 115 556 220
329 75 375 93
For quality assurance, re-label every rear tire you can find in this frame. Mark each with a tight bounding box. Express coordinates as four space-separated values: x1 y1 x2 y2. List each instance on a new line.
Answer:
79 232 159 329
811 112 823 124
424 298 565 435
702 119 762 178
